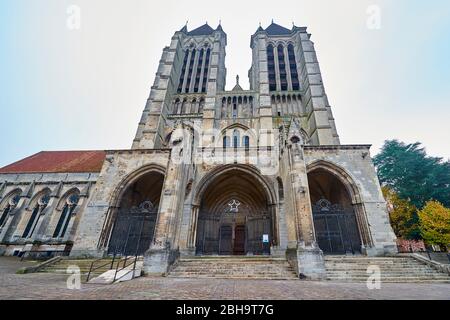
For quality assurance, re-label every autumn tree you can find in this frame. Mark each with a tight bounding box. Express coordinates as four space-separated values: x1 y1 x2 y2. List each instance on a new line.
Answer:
418 201 450 250
382 187 421 240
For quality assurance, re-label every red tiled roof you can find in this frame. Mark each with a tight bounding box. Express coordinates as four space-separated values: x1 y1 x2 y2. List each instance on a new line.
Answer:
0 151 106 174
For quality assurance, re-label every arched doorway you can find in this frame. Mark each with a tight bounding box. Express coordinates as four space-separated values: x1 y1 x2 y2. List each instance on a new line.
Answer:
108 171 164 256
308 167 362 255
195 167 275 256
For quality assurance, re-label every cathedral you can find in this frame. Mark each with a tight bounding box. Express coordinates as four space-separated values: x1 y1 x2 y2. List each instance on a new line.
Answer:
0 22 398 279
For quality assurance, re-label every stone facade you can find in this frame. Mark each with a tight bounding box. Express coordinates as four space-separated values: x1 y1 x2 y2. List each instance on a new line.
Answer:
0 22 397 279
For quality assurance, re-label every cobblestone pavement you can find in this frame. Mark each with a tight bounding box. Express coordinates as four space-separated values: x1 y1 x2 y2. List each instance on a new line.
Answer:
1 257 449 300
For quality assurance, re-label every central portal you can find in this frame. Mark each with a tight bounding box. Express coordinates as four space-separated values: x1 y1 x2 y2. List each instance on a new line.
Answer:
195 167 274 256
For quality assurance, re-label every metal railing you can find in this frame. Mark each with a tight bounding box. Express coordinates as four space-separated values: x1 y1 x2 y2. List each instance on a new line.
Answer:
112 255 139 283
86 217 145 283
86 250 119 282
404 244 450 264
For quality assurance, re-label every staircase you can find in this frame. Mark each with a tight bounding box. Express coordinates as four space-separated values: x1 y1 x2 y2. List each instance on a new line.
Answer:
325 256 450 283
38 258 118 281
168 256 298 280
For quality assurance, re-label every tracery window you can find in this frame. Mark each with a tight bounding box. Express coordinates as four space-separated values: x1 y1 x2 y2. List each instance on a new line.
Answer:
53 193 80 238
233 129 240 148
0 193 20 227
23 192 50 238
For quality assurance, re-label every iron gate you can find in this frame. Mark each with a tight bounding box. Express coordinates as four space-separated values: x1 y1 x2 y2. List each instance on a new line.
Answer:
312 199 361 254
195 212 272 255
108 201 157 256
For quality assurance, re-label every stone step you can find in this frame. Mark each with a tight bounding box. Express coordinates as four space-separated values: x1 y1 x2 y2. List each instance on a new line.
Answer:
326 267 437 272
326 273 449 278
324 256 450 283
324 260 423 265
327 276 450 281
327 278 450 283
168 274 297 280
168 257 298 280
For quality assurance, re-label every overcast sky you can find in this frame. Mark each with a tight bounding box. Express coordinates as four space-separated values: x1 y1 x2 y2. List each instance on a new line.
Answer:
1 0 449 167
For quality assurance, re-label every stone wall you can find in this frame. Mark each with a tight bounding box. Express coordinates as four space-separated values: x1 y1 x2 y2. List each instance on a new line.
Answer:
0 172 97 256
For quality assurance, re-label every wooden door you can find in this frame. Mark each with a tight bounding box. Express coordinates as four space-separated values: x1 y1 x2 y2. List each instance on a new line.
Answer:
233 225 246 255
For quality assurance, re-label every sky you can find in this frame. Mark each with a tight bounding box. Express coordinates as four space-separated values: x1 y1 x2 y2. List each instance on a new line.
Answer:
0 0 449 167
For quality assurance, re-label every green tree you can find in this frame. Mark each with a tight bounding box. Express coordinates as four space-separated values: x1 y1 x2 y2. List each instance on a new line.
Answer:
418 201 450 250
374 140 450 208
382 187 421 240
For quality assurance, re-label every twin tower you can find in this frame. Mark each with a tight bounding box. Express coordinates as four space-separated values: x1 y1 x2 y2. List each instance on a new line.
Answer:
132 21 340 151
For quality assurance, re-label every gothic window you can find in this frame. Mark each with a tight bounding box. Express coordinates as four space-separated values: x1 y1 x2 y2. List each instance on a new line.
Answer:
177 50 189 93
185 49 196 93
199 98 205 113
201 48 211 93
221 97 227 118
53 193 80 238
23 192 50 238
288 44 300 90
277 177 284 201
278 44 288 91
243 135 250 150
191 98 197 113
232 97 238 119
0 193 20 227
181 99 187 114
194 48 204 93
267 44 276 91
173 98 180 114
233 129 240 148
223 136 230 148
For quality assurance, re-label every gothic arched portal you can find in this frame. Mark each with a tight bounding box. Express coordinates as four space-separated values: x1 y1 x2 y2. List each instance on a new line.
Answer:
107 171 164 256
307 166 362 255
195 166 276 256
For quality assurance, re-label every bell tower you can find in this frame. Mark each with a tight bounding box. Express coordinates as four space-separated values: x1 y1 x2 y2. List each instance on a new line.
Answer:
249 22 340 145
132 23 227 149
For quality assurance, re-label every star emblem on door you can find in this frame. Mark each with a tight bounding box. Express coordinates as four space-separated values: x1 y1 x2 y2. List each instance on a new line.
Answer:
228 199 241 213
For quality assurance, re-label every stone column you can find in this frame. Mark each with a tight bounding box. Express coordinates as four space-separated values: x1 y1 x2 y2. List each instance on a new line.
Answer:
287 142 326 280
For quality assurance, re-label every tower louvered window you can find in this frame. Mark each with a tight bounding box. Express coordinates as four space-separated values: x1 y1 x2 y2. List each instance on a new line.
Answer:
185 49 196 93
288 44 300 90
201 48 211 93
177 50 189 93
194 48 204 93
267 45 276 91
277 44 288 91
